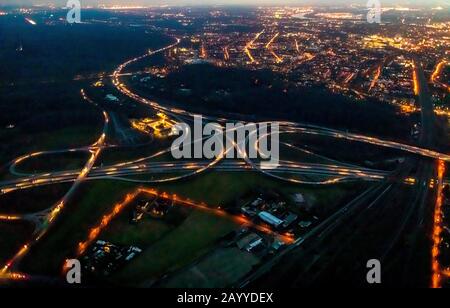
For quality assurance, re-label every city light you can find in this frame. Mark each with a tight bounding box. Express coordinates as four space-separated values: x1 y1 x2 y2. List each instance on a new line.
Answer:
431 160 445 288
75 187 295 258
1 3 450 289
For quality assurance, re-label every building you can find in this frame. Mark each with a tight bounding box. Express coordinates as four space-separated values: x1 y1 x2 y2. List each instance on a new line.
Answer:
282 212 298 228
236 233 264 252
258 211 284 228
271 239 285 251
246 237 263 252
292 193 306 205
130 113 177 138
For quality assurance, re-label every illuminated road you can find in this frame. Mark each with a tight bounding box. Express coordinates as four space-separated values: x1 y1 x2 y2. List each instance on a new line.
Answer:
1 36 448 286
239 183 395 287
75 187 294 258
244 30 264 64
0 160 388 197
368 63 383 92
432 160 445 288
242 58 442 288
94 41 450 287
401 59 439 287
0 90 109 277
265 32 283 63
112 37 450 164
431 60 450 92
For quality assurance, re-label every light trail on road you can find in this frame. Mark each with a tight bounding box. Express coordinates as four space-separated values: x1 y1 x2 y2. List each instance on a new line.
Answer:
369 64 382 92
2 37 448 286
343 72 356 85
431 60 450 92
75 187 294 259
431 60 447 82
111 37 450 164
265 33 279 49
0 160 387 197
76 189 141 255
431 160 445 288
3 40 448 202
48 92 109 223
413 61 420 96
0 271 28 281
283 124 450 162
0 90 110 277
244 30 264 64
0 215 22 221
141 188 294 243
224 46 230 61
265 33 282 63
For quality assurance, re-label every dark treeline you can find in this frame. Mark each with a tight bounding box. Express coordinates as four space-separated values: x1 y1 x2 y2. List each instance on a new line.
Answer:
0 15 170 85
0 83 104 164
143 64 411 139
0 83 101 130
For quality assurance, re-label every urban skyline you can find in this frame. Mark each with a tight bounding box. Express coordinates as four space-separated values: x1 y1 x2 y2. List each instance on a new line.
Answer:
1 0 449 7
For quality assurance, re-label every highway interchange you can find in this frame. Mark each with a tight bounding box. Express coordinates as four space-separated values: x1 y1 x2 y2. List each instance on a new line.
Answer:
1 36 449 287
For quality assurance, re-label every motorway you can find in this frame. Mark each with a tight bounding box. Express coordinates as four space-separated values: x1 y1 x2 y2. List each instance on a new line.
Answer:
239 59 443 288
0 37 447 286
238 183 395 287
393 58 437 287
431 60 450 92
0 160 387 195
0 90 109 277
111 38 450 162
102 49 450 288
